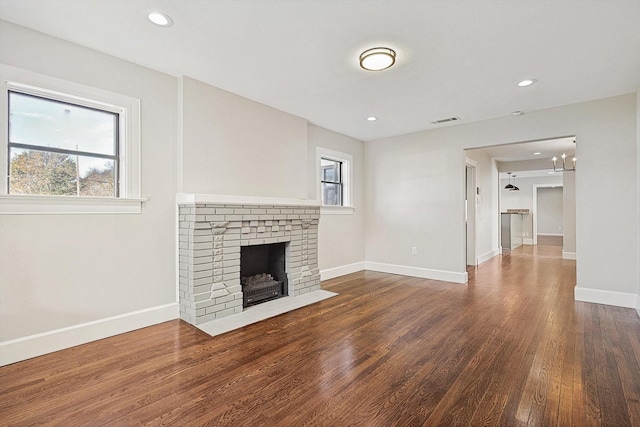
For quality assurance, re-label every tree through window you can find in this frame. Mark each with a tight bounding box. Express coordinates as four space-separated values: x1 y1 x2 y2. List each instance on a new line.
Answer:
8 91 118 197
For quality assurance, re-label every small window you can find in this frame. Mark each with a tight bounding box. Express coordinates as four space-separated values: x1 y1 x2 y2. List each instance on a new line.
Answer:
316 147 353 213
321 158 343 206
8 91 119 197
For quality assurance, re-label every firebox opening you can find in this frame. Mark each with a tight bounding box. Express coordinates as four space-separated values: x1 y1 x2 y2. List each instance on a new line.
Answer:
240 243 288 308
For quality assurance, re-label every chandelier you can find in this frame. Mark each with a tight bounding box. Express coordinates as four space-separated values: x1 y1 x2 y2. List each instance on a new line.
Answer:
552 153 576 172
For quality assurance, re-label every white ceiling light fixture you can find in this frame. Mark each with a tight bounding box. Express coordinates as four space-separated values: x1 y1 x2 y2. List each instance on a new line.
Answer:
533 152 541 155
147 11 174 27
517 79 537 87
366 116 378 121
359 47 396 71
512 111 524 116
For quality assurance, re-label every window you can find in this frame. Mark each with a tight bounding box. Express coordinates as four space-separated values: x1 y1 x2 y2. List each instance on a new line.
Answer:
8 91 119 197
316 147 353 214
0 64 143 214
321 158 343 206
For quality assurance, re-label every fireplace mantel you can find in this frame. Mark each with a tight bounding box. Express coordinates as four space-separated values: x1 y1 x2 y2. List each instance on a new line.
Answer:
177 193 321 207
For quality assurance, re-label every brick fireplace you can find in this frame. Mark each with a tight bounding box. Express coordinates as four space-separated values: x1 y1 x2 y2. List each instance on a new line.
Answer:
177 194 321 325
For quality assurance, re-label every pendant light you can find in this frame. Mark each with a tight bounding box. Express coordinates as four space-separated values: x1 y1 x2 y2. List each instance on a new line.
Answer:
511 174 520 191
504 172 514 190
504 172 520 191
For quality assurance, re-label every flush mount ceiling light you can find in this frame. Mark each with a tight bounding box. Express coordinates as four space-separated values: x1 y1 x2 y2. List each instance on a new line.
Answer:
366 116 378 121
533 152 542 155
359 47 396 71
147 11 174 27
512 111 524 116
517 79 537 87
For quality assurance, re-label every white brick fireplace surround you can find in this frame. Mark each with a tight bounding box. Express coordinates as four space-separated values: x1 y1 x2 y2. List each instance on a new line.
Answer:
177 194 321 325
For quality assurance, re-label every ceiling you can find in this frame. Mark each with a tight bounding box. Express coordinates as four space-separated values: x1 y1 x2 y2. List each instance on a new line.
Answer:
0 0 639 142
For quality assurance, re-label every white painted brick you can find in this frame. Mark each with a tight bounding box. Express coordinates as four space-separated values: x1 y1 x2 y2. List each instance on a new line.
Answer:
210 289 229 298
241 227 251 234
223 272 237 281
195 313 216 324
225 278 241 287
216 208 234 214
223 240 241 247
226 299 243 309
227 285 242 294
223 266 240 274
215 294 235 305
251 208 266 214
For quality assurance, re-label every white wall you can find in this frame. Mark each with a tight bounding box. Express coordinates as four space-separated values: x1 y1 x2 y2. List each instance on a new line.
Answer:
464 150 499 263
365 94 639 301
537 187 564 235
180 77 308 199
636 89 640 316
0 22 178 361
307 125 365 277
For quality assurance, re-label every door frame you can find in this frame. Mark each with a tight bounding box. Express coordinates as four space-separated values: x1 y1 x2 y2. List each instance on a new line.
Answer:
465 158 478 266
532 184 563 245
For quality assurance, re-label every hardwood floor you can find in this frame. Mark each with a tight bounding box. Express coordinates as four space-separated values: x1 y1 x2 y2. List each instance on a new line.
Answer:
1 253 639 426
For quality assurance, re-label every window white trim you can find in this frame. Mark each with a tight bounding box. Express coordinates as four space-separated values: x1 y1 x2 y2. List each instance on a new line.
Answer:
0 64 143 214
0 195 147 215
316 147 353 211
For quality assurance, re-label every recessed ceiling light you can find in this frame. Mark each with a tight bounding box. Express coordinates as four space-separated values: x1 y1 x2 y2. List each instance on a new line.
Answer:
517 79 537 87
366 116 378 121
147 11 174 27
512 111 524 116
359 47 396 71
533 152 541 155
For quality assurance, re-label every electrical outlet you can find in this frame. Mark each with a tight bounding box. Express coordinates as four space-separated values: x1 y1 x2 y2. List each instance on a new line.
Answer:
411 246 418 255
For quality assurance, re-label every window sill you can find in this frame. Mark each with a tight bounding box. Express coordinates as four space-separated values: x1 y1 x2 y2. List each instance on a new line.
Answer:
321 205 355 215
0 195 147 215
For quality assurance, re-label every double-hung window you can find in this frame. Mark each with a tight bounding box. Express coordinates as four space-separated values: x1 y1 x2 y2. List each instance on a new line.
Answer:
320 158 343 206
1 64 142 214
8 91 119 197
316 147 353 214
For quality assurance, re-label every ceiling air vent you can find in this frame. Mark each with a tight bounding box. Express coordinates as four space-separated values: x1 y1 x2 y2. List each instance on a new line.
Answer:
431 117 460 125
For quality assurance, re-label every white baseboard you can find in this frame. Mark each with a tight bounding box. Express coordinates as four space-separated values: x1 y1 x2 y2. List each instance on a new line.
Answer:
477 249 500 265
320 261 366 281
523 238 534 245
538 233 564 237
0 303 179 366
636 295 640 318
365 261 467 284
562 251 577 260
574 287 638 309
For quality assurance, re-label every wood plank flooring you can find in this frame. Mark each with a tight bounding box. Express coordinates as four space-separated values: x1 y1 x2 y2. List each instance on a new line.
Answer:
1 252 639 426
